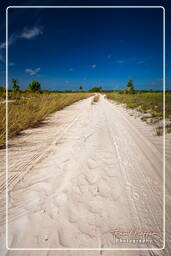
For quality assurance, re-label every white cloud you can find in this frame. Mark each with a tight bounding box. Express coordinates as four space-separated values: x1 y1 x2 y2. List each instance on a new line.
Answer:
91 64 96 69
9 62 15 66
107 54 112 59
25 67 40 75
20 27 43 39
0 34 16 49
115 60 125 64
0 42 6 49
137 60 145 64
0 35 16 62
0 26 43 63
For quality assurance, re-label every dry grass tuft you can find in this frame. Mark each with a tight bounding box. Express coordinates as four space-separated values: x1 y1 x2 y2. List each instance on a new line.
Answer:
92 94 100 104
0 92 91 146
155 126 163 136
155 123 171 136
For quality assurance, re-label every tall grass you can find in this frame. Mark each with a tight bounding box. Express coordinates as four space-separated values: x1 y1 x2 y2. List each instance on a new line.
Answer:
0 93 91 146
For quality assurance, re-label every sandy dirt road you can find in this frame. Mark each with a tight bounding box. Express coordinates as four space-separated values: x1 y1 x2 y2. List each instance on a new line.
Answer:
0 94 171 256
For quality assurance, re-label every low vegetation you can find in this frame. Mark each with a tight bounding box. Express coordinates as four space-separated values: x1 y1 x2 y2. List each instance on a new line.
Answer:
92 94 100 104
0 78 170 143
89 87 102 93
155 124 171 136
106 92 171 118
106 91 171 135
0 92 91 146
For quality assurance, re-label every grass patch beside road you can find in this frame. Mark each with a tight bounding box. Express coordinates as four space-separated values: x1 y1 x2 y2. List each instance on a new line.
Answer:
106 92 171 119
106 91 171 135
0 92 91 146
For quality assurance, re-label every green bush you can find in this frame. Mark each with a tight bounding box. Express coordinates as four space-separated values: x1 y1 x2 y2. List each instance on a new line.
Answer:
29 81 41 92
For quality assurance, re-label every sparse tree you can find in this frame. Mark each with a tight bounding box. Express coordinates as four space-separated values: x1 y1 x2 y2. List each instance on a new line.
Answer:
29 80 41 92
12 79 20 92
127 80 134 91
89 87 102 92
79 86 83 91
0 86 6 93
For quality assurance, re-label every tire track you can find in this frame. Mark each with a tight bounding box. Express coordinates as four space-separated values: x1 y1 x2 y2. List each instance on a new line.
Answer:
0 94 168 255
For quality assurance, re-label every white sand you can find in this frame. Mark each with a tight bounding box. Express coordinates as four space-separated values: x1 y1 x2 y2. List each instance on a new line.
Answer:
0 94 171 256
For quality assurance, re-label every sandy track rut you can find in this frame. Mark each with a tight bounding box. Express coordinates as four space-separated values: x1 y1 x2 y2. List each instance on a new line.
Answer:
0 95 169 255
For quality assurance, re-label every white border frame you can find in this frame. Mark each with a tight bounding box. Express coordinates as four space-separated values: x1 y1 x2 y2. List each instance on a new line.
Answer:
6 5 165 251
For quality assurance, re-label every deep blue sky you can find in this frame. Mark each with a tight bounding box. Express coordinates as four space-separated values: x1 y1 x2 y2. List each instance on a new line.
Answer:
0 1 170 91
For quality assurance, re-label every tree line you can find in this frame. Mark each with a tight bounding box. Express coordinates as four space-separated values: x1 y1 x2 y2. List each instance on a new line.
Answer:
0 79 135 93
11 79 41 92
